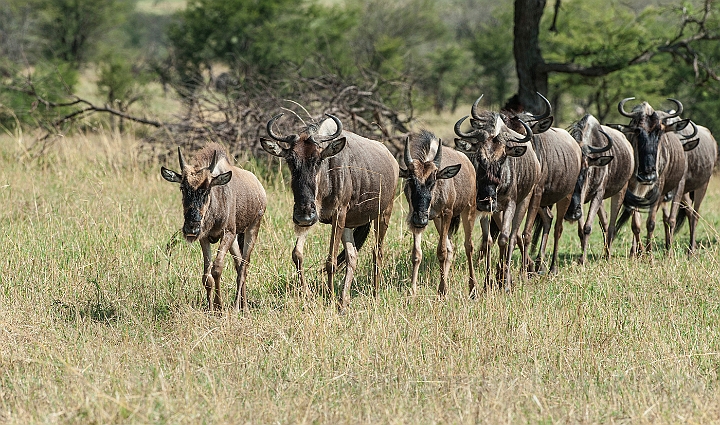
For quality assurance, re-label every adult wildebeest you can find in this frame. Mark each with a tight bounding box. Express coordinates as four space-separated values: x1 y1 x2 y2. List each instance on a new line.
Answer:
615 98 696 255
565 114 634 264
399 130 477 296
161 143 267 312
260 113 398 310
665 116 717 252
505 95 582 274
454 101 540 291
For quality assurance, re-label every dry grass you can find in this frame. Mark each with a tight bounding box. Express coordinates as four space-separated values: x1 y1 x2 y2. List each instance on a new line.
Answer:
1 132 720 424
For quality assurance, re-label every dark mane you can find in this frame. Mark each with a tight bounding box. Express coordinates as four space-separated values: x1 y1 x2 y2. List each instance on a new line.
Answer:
410 129 440 162
568 114 592 142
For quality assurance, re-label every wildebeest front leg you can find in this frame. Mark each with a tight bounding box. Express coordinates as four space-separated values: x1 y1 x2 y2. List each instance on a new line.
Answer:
534 207 553 273
200 239 215 310
497 201 517 291
579 191 605 265
644 199 662 253
339 228 358 311
521 187 543 274
462 208 477 297
210 232 236 310
293 226 311 297
410 230 423 296
630 210 642 257
434 212 454 296
480 216 493 292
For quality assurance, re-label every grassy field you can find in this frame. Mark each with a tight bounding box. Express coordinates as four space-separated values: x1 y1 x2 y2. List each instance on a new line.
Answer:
1 131 720 424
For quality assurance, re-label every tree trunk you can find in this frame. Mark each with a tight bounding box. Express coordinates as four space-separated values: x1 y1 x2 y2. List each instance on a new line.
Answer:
512 0 548 114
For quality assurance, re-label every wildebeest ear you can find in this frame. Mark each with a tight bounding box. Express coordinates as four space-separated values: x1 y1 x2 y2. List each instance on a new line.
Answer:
320 137 347 159
682 138 700 151
161 166 182 183
588 155 613 167
454 138 476 153
399 167 411 179
260 138 286 157
437 164 461 180
665 118 690 132
210 171 232 187
505 145 527 157
531 116 553 134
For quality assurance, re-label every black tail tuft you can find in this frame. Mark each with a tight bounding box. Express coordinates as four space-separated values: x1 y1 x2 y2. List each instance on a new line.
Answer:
530 218 543 256
336 222 372 266
615 206 633 231
674 206 687 234
449 215 461 236
490 217 500 241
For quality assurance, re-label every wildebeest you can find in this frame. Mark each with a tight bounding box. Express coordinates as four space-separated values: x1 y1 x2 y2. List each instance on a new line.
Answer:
161 143 267 312
400 130 477 296
565 114 634 264
260 113 398 310
664 116 717 252
507 95 582 274
615 98 695 255
454 100 540 291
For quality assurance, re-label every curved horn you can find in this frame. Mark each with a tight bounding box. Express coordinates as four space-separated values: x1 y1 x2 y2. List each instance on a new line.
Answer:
433 139 443 169
584 129 614 155
510 120 533 144
318 113 343 142
470 94 484 120
403 136 413 167
454 115 482 138
683 121 698 140
618 97 636 118
266 113 296 143
665 98 683 118
529 92 552 120
207 150 218 171
177 147 186 172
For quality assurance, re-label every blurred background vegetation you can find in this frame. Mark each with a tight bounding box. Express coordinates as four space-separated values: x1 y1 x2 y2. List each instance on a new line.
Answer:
0 0 718 154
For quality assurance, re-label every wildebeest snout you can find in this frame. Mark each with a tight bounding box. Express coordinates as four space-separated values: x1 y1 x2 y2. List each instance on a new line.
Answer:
183 209 202 239
411 211 429 228
293 203 318 227
636 169 657 184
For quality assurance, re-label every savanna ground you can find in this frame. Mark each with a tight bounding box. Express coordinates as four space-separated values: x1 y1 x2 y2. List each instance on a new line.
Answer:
1 129 720 424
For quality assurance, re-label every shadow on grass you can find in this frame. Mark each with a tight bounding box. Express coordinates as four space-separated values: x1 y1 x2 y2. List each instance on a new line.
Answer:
51 278 119 324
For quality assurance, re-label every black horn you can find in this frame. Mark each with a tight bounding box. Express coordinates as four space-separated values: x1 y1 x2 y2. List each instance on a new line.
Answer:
511 119 533 144
584 129 614 155
404 136 413 167
318 114 343 142
683 121 698 140
454 115 482 138
178 147 186 172
470 94 484 120
266 113 297 143
528 92 552 121
207 150 219 172
433 139 443 169
665 98 683 118
618 97 635 118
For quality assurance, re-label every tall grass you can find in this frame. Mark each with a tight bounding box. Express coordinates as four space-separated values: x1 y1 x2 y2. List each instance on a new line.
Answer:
1 132 719 423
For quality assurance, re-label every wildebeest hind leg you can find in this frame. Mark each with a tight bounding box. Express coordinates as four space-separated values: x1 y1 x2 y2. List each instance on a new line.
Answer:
339 228 358 312
372 206 392 298
326 212 346 302
233 221 260 313
462 208 477 297
434 214 454 296
689 186 707 253
549 196 572 273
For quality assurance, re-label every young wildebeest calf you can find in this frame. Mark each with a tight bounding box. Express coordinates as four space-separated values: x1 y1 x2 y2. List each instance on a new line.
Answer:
399 130 477 296
161 143 267 312
260 114 398 311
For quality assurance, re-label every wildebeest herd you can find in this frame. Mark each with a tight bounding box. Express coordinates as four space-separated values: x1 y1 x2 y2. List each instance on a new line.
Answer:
161 95 718 312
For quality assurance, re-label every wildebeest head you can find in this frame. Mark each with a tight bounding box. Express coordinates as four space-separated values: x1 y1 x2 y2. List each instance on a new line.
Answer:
260 113 345 227
564 115 614 221
454 98 532 214
399 131 461 229
161 148 232 242
617 98 690 184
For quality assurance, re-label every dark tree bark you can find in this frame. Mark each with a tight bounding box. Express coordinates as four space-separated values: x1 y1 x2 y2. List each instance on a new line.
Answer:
512 0 548 114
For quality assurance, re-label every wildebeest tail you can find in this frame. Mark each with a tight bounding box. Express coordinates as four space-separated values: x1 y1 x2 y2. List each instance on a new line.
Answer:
336 222 372 266
449 215 461 236
615 206 633 231
490 218 500 240
674 207 687 234
530 218 543 256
